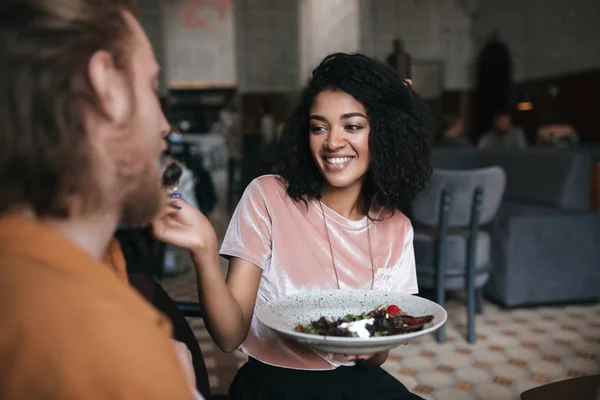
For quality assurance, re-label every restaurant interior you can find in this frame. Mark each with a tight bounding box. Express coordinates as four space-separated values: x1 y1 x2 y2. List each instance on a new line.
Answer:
125 0 600 398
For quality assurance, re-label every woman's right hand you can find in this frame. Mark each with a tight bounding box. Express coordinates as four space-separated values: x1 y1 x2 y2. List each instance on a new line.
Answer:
152 196 218 256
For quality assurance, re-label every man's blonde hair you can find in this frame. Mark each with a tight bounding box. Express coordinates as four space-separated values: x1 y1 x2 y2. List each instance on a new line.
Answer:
0 0 136 217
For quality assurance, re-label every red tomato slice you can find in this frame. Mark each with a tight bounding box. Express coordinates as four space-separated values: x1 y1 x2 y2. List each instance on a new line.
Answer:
387 305 402 316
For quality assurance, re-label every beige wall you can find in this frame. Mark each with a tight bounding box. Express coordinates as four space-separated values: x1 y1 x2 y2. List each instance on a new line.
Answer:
299 0 361 84
360 0 474 91
163 0 236 89
154 0 599 94
234 0 300 92
135 0 167 94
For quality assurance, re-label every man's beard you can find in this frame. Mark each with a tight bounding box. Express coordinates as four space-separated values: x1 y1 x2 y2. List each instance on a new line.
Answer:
120 164 163 227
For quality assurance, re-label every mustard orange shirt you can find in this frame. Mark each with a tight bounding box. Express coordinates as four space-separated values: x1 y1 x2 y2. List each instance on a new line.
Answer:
0 214 195 400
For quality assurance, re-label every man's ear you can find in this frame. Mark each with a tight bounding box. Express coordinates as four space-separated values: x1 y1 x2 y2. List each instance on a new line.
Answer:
88 50 131 125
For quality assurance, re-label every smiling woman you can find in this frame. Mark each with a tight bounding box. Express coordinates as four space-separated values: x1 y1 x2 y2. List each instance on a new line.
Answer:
276 53 431 217
178 52 432 400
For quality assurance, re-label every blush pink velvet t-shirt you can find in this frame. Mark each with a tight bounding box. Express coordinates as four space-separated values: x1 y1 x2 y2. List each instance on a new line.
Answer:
220 175 418 370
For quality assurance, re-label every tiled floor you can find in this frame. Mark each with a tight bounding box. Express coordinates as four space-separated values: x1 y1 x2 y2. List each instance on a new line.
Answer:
160 207 600 399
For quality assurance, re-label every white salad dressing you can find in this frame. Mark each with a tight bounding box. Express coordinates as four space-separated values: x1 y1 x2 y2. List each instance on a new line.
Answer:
339 318 375 338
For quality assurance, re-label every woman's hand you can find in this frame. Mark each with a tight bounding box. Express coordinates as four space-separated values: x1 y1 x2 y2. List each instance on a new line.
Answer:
152 196 218 255
354 351 389 368
323 351 388 368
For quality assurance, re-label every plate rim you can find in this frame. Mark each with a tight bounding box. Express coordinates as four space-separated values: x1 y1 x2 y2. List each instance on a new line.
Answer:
256 289 448 344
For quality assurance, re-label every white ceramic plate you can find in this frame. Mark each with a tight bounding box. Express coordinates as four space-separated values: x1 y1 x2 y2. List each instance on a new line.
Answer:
256 290 447 355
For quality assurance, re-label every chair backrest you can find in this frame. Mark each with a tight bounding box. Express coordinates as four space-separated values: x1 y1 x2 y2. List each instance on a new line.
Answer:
412 166 506 228
128 274 212 399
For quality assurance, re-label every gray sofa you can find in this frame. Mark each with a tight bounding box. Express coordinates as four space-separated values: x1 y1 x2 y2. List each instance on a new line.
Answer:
430 148 600 307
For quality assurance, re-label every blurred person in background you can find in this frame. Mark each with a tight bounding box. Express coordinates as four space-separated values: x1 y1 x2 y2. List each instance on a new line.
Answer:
433 114 472 148
220 94 243 212
536 109 578 147
478 111 527 149
386 38 412 83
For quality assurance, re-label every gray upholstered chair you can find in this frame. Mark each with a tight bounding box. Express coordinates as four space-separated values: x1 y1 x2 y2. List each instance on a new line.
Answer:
412 167 506 343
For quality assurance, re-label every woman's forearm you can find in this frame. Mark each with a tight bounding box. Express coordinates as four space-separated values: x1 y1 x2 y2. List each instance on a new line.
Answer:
190 249 249 353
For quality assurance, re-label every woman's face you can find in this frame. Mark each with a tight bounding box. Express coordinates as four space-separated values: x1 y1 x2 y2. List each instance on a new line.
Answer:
309 89 371 190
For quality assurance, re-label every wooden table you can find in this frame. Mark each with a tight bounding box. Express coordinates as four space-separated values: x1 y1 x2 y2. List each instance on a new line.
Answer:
521 374 600 400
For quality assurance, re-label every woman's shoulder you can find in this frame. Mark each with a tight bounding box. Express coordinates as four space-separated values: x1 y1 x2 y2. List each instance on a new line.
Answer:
376 208 412 234
250 174 284 188
247 175 287 194
244 174 290 205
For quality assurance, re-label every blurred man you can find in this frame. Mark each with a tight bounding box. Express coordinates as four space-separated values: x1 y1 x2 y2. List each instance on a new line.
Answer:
478 111 528 149
386 38 412 83
220 95 243 212
433 114 472 148
0 1 199 398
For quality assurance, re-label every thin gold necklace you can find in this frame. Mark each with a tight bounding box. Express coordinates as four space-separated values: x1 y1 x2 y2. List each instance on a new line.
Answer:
318 200 375 290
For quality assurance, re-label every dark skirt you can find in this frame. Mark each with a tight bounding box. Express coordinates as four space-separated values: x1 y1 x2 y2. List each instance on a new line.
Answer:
229 358 424 400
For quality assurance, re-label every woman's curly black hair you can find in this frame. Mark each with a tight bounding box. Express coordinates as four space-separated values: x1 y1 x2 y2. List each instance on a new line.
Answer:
273 52 432 212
